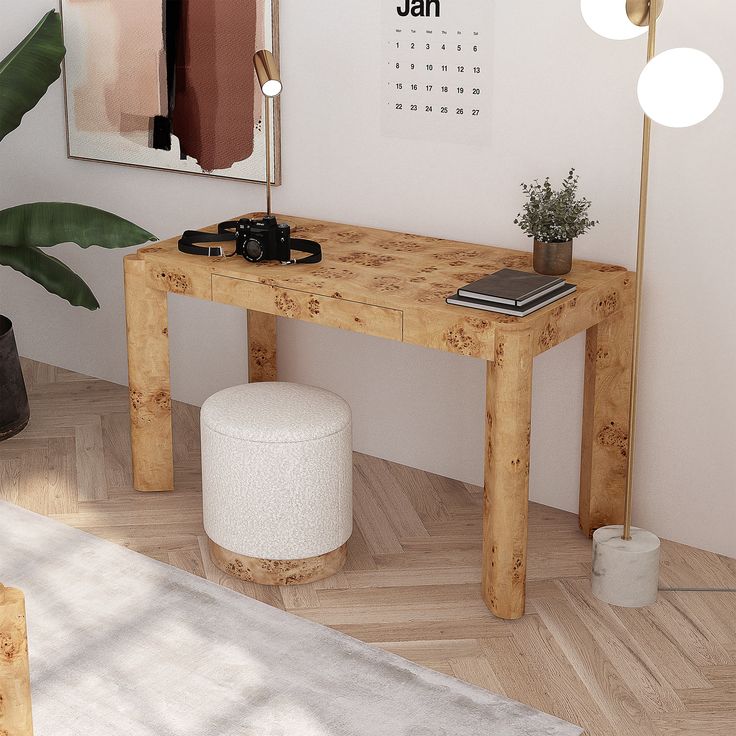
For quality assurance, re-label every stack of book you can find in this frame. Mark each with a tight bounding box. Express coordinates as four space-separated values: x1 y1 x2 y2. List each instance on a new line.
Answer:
446 268 576 317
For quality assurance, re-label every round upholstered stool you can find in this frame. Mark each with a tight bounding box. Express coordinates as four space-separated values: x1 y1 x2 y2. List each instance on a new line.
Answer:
201 382 352 586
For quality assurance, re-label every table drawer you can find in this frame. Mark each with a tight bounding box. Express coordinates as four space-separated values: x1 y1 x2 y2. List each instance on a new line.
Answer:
212 276 403 341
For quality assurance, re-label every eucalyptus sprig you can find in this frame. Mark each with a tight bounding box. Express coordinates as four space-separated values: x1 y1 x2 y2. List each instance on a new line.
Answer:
514 169 598 243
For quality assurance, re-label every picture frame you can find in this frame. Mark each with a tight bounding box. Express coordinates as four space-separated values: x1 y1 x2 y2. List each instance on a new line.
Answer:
59 0 281 185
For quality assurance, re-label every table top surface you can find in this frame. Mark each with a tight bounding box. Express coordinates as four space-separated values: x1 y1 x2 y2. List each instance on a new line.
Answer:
136 214 634 358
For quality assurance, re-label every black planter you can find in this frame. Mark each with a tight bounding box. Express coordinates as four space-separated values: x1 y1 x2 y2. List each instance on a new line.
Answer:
0 316 30 441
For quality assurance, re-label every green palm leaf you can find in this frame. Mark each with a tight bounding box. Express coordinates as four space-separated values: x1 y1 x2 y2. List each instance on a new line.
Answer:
0 202 157 248
0 245 99 310
0 10 65 143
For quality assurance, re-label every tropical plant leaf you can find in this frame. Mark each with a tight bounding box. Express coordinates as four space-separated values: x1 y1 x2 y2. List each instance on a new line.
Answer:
0 10 65 143
0 244 99 309
0 202 157 249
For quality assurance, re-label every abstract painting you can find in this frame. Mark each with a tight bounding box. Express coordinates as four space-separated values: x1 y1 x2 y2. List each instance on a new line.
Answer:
60 0 280 183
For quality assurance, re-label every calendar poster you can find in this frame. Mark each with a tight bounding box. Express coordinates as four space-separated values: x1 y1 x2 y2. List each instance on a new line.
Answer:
382 0 494 145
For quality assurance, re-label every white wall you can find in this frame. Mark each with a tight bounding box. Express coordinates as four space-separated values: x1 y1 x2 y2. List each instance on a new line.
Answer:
1 1 734 558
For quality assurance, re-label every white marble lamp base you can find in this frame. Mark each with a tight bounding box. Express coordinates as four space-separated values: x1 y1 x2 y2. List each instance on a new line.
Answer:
591 526 661 607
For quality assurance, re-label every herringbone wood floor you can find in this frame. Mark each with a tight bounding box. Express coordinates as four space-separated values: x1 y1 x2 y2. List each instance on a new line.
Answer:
2 358 736 735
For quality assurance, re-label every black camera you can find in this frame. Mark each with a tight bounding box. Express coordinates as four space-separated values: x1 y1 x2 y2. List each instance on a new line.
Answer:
235 216 291 263
178 215 322 265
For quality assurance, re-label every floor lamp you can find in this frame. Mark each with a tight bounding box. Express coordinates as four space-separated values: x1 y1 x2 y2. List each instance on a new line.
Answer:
580 0 724 607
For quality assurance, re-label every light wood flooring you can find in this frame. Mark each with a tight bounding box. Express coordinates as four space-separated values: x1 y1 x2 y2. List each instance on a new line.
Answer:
2 358 736 735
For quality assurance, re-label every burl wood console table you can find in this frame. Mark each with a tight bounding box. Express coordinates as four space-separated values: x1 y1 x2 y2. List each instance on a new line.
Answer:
124 215 635 620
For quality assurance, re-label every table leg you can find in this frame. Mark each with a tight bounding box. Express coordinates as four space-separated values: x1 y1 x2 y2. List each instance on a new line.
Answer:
247 310 277 383
124 255 174 492
482 330 533 620
0 585 33 736
579 303 634 536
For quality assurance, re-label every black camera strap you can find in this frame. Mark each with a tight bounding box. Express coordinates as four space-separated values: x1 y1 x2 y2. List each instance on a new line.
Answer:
177 220 322 264
282 238 322 265
177 220 241 257
178 231 232 257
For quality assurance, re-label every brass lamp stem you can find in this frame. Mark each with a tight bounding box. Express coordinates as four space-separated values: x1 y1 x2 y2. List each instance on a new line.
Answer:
265 97 272 216
623 0 658 541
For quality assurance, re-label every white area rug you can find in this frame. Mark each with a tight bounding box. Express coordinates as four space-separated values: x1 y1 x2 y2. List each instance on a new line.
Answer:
0 500 582 735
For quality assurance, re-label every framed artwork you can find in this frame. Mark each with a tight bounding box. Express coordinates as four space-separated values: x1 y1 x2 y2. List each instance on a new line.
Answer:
60 0 281 184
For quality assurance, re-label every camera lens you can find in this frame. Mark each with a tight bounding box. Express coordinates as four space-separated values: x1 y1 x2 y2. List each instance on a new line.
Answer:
244 238 264 262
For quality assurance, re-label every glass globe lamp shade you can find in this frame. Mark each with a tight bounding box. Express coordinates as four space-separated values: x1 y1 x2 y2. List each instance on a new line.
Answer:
261 79 282 98
580 0 648 40
637 48 724 127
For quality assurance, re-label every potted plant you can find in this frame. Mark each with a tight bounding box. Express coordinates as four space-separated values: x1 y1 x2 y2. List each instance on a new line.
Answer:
514 169 598 276
0 10 156 441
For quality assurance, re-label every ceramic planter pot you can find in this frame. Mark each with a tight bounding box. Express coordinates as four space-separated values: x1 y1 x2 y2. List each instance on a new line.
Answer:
533 239 573 276
0 316 30 442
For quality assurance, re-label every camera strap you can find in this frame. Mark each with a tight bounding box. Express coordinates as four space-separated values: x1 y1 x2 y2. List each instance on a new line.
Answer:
177 221 240 257
282 238 322 265
177 221 322 264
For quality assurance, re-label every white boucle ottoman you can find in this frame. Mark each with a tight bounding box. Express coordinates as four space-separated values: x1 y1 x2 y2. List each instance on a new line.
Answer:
201 382 352 585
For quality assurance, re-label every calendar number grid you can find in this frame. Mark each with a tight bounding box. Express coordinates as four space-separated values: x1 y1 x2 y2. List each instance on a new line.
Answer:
381 1 493 145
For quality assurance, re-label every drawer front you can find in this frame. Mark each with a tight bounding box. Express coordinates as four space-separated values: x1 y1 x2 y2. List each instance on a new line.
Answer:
212 276 403 341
